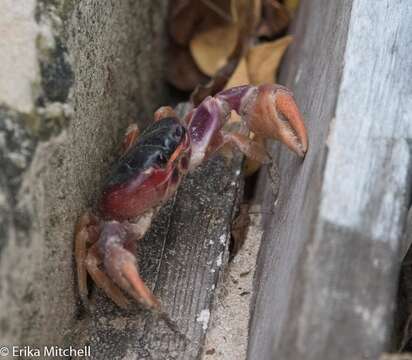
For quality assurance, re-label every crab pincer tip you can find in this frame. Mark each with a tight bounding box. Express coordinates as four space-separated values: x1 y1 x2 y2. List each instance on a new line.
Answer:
273 87 308 158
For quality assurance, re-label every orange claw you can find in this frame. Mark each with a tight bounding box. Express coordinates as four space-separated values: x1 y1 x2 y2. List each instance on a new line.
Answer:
121 261 161 310
154 106 177 121
99 221 161 310
245 84 308 158
275 88 308 157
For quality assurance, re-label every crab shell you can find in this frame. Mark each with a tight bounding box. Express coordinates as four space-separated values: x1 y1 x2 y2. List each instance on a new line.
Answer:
99 117 191 221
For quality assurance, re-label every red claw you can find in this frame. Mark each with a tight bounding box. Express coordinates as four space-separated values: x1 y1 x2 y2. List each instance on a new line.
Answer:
244 84 308 157
101 221 160 310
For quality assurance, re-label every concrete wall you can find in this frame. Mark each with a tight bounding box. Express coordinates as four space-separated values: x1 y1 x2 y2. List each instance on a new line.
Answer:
0 0 168 347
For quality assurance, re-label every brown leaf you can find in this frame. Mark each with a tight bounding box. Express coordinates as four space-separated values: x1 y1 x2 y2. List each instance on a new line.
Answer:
251 0 263 32
246 35 293 84
232 0 262 35
284 0 300 14
190 21 246 106
168 0 233 46
225 58 250 89
257 0 290 38
167 44 209 92
200 0 233 22
224 58 250 124
168 0 202 46
190 24 239 76
243 135 267 176
190 56 239 106
189 0 258 105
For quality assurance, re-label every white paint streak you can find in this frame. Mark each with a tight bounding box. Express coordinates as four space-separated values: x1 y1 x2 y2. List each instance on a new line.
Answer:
0 0 39 112
353 304 386 342
196 309 210 331
294 67 303 84
216 253 223 267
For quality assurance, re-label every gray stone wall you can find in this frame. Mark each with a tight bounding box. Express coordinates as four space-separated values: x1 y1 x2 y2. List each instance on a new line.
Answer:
0 0 168 347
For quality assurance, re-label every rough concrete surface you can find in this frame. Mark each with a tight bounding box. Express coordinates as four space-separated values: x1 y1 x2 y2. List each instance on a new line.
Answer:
381 354 412 360
0 0 39 113
201 208 263 360
0 0 167 350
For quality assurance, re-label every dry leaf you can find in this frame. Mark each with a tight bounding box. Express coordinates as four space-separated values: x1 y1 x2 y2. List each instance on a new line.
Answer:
251 0 263 31
284 0 300 14
190 24 239 76
167 44 209 91
243 135 266 176
168 0 233 46
168 0 203 46
225 58 250 89
200 0 233 22
189 0 259 103
257 0 290 38
190 56 239 106
231 0 261 35
224 58 250 124
190 22 246 106
247 35 293 84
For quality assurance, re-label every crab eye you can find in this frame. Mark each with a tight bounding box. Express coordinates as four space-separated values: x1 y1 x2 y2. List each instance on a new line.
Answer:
174 126 183 139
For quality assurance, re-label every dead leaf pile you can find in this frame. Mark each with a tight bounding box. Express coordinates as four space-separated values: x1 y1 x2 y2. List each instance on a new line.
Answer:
167 0 299 174
168 0 296 92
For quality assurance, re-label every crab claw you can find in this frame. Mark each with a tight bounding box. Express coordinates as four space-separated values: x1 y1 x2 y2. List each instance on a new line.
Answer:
243 84 308 157
154 106 177 122
101 222 161 310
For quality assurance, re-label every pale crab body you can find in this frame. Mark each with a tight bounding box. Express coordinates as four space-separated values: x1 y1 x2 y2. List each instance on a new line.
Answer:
75 84 308 310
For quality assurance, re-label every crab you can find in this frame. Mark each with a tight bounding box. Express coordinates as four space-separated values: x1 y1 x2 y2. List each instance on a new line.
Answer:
74 84 308 310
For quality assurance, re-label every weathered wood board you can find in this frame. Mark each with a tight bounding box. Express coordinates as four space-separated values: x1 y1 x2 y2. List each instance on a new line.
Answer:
394 208 412 351
248 0 412 359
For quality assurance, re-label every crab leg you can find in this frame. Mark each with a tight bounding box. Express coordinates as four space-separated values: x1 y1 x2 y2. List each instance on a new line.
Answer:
185 84 308 170
185 96 229 169
99 219 160 310
104 243 160 309
120 124 140 155
85 243 130 308
74 212 100 304
222 133 271 164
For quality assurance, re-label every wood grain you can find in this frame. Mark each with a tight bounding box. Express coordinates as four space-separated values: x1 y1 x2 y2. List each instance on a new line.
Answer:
248 0 412 359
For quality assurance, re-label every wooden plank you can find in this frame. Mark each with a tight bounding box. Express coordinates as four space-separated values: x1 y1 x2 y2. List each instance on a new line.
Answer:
248 0 412 359
393 208 412 351
74 105 243 360
401 206 412 260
